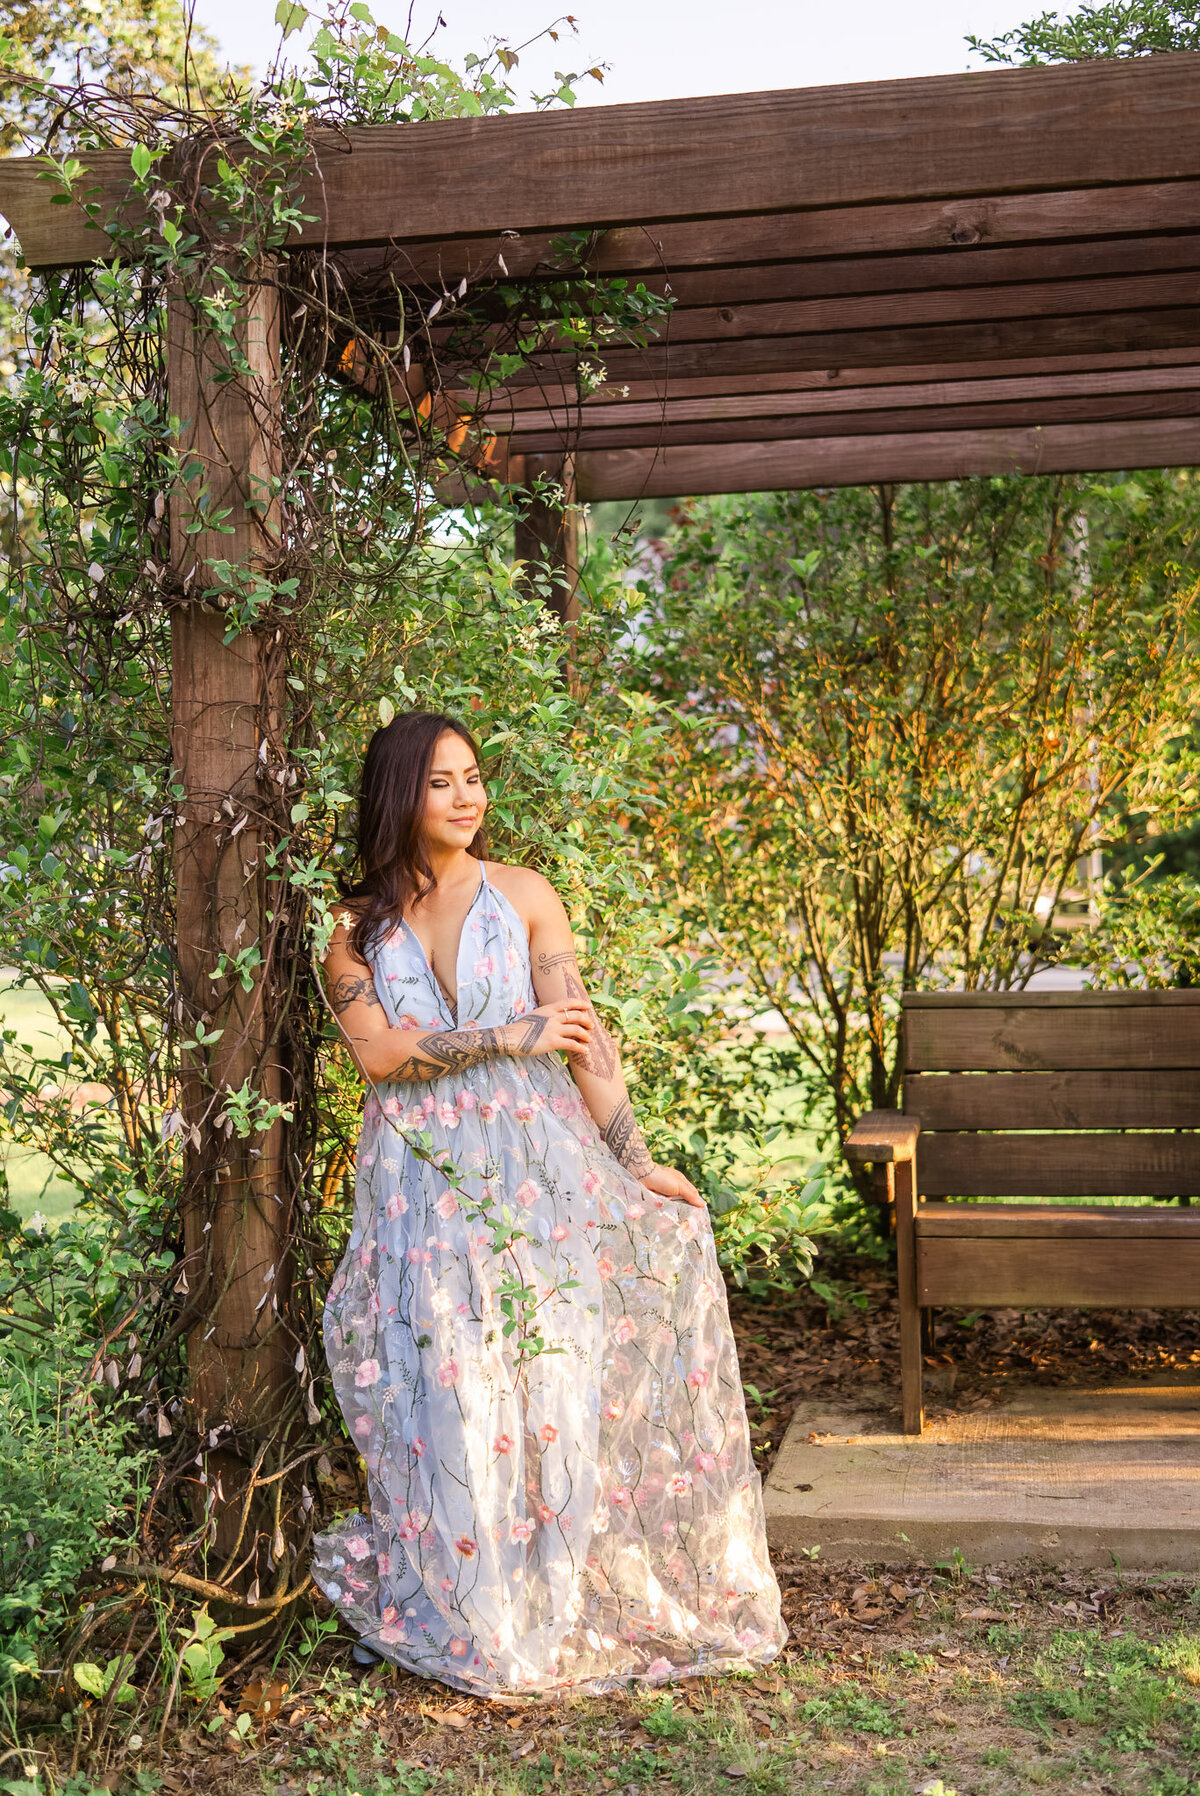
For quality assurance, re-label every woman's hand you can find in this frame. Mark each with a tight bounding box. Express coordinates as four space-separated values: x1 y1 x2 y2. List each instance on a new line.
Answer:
641 1164 705 1209
506 1001 594 1058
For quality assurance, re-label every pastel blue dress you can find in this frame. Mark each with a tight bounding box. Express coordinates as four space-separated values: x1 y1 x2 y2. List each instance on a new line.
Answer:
313 866 785 1695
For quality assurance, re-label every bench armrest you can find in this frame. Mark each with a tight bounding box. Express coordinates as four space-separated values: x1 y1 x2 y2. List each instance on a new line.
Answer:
844 1110 920 1166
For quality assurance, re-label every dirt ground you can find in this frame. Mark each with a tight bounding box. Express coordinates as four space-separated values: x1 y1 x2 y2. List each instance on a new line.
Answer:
28 1257 1200 1796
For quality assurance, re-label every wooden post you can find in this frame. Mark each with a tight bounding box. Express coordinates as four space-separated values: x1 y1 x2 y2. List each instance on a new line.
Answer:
167 268 295 1433
893 1155 925 1435
513 452 580 625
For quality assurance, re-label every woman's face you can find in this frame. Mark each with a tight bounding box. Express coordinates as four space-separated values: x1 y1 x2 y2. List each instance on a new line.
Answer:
421 729 487 853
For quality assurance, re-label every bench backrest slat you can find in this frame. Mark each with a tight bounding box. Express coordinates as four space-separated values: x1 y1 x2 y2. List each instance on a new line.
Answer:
901 990 1200 1201
904 1003 1200 1072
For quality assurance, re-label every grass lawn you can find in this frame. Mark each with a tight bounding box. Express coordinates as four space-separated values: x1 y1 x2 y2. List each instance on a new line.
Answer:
0 972 85 1222
144 1565 1200 1796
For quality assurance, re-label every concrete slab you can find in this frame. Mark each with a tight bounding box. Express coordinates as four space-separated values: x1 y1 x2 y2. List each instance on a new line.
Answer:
764 1380 1200 1571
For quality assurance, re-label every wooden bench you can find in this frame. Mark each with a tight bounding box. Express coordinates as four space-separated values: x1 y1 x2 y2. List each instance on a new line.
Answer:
845 990 1200 1434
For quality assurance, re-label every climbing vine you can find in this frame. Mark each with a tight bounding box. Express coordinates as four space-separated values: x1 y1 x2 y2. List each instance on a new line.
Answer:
0 0 676 1726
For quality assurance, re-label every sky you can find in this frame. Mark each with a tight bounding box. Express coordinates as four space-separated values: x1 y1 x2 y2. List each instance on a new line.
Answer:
188 0 1049 103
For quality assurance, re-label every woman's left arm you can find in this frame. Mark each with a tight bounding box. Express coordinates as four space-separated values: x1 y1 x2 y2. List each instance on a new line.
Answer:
523 874 703 1210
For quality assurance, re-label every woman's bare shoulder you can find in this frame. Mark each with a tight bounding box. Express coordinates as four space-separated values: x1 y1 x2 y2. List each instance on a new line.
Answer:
483 861 563 920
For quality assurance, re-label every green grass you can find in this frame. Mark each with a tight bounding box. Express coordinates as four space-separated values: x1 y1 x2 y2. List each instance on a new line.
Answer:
0 973 85 1224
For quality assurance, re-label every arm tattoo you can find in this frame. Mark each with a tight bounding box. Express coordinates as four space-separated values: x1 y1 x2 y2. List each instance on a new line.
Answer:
330 973 382 1015
601 1098 654 1178
563 968 619 1080
382 1026 505 1082
536 949 578 974
509 1013 550 1052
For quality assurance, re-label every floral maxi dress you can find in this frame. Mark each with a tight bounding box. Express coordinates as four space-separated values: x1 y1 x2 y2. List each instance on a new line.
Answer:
314 871 786 1695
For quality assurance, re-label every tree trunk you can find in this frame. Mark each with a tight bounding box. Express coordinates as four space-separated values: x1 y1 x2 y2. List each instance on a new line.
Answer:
167 270 295 1433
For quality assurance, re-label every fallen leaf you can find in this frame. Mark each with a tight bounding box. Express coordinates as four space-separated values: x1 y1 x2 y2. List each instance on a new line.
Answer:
722 1769 748 1781
420 1703 471 1730
239 1678 289 1719
962 1605 1006 1621
510 1738 537 1760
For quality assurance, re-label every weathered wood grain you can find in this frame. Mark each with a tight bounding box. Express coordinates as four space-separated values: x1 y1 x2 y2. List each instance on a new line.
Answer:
5 54 1200 267
904 1003 1200 1071
907 1070 1200 1131
918 1204 1200 1237
917 1235 1200 1307
919 1131 1200 1198
509 387 1200 454
572 418 1200 501
904 989 1200 1007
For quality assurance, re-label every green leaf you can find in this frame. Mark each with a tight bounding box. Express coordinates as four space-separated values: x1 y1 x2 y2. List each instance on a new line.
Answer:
378 696 395 727
274 0 308 37
129 143 154 181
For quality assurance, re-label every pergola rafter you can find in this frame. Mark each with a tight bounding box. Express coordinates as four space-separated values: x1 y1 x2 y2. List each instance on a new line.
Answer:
5 51 1200 501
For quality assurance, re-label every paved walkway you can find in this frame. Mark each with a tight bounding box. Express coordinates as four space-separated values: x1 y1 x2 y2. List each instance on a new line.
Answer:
765 1377 1200 1569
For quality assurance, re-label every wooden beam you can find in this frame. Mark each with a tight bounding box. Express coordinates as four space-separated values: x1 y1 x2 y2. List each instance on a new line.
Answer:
509 385 1200 454
571 417 1200 499
6 53 1200 267
167 273 295 1434
473 345 1200 413
577 308 1200 383
334 180 1200 288
493 362 1200 438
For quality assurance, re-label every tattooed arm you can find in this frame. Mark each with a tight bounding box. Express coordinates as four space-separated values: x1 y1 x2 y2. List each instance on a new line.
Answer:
502 869 703 1208
321 915 591 1085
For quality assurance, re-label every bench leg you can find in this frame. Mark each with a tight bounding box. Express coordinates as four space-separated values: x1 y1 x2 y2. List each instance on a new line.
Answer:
893 1158 924 1434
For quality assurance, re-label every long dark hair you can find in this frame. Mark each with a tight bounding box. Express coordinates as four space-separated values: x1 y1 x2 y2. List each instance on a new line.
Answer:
343 710 487 962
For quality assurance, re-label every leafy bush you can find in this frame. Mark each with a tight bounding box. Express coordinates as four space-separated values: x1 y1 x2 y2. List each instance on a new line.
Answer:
0 1205 147 1690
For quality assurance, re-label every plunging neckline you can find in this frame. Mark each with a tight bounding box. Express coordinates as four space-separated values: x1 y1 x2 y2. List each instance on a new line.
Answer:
400 863 487 1025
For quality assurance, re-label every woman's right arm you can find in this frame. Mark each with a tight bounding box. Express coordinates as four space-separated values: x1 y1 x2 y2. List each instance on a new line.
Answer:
321 918 592 1085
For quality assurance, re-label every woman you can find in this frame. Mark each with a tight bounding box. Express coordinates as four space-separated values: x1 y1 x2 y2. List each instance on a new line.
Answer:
314 710 785 1695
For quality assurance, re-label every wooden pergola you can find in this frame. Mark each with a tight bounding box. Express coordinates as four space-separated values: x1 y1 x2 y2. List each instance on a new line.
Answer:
2 48 1199 1426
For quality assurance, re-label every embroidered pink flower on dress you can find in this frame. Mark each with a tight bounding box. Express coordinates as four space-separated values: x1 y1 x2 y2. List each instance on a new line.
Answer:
479 1098 498 1122
449 1638 469 1656
455 1535 477 1558
514 1100 536 1122
458 1089 478 1112
493 1433 514 1455
667 1474 692 1495
645 1657 674 1681
379 1622 406 1644
436 1190 459 1220
686 1368 709 1389
550 1093 575 1118
596 1253 615 1280
376 1552 392 1575
398 1517 420 1540
474 955 496 978
510 1517 534 1542
385 1192 407 1220
540 1423 559 1443
437 1357 459 1387
354 1358 382 1389
536 1503 555 1524
354 1415 372 1438
513 1179 540 1208
582 1170 602 1196
693 1451 716 1472
410 1437 426 1459
614 1315 636 1344
550 1223 569 1242
624 1203 644 1221
609 1488 631 1509
602 1400 624 1421
493 1088 511 1109
345 1535 371 1561
438 1101 460 1129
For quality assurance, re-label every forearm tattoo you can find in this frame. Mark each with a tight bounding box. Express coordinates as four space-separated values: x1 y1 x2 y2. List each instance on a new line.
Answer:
564 968 619 1079
330 973 382 1014
382 1026 506 1082
601 1098 654 1178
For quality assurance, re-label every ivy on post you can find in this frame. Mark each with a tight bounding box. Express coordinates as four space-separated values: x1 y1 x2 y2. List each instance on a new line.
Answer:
514 453 581 626
166 264 296 1437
